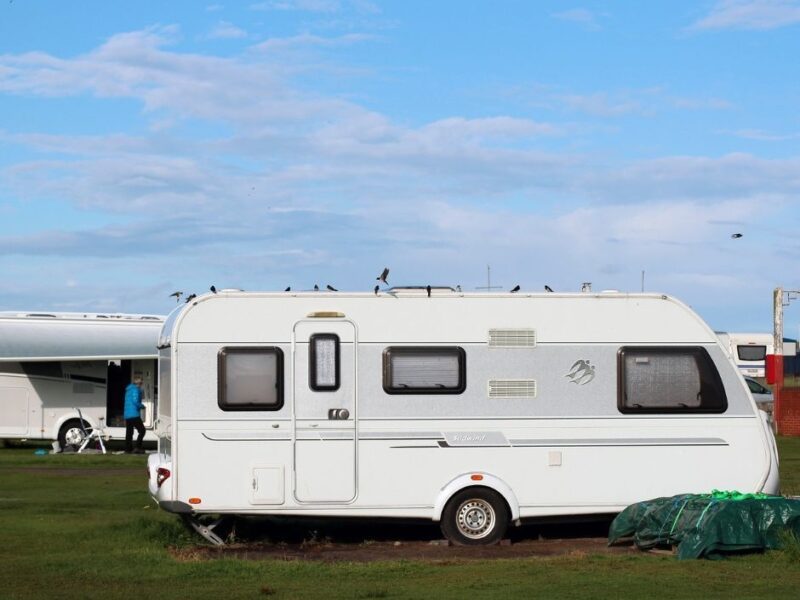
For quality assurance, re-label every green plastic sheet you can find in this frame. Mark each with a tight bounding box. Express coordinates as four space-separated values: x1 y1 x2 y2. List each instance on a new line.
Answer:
608 491 800 559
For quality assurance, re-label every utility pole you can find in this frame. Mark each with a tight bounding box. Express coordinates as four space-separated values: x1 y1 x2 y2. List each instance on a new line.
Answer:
475 265 503 292
773 287 800 434
774 287 784 433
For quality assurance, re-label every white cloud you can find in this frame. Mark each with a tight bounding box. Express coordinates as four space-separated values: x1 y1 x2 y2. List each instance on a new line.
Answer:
252 32 375 51
250 0 341 12
552 8 603 29
690 0 800 31
720 128 800 141
207 21 248 39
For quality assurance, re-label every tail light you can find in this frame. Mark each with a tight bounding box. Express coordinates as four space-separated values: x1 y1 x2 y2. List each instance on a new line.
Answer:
156 467 171 489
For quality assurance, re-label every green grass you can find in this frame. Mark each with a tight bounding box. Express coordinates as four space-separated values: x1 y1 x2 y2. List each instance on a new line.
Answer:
1 440 800 599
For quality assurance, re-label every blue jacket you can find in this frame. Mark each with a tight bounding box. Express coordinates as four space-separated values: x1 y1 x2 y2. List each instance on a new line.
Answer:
124 383 144 420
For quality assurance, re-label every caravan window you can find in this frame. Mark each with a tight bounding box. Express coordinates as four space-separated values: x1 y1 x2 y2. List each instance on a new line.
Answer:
617 347 727 413
383 347 466 394
218 347 284 411
737 345 766 361
309 334 340 391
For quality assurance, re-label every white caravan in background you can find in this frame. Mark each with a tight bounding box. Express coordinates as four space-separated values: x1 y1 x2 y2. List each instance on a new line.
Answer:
716 332 798 378
0 312 163 449
149 289 779 545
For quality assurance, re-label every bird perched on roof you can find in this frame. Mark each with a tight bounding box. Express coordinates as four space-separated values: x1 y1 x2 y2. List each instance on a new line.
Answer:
210 285 217 293
169 291 183 303
327 284 337 291
510 285 520 293
426 285 431 297
544 285 554 293
314 284 319 291
374 285 380 295
284 286 291 292
731 233 743 239
376 268 389 285
456 285 462 293
185 293 197 303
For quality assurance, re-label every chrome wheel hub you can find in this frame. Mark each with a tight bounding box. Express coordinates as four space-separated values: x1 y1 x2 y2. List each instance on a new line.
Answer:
64 427 85 446
456 499 495 540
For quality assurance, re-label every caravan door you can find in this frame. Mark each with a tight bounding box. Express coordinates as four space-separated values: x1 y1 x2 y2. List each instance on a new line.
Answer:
132 359 156 427
292 319 357 503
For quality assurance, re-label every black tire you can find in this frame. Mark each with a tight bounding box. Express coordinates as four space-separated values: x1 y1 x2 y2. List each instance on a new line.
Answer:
440 487 509 545
57 419 90 451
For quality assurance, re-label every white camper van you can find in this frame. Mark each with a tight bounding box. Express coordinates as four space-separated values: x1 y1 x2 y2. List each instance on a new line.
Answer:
148 289 779 545
717 332 798 378
0 312 163 449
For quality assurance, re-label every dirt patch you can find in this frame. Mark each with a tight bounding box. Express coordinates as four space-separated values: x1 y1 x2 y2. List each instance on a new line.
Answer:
172 536 634 563
169 517 636 563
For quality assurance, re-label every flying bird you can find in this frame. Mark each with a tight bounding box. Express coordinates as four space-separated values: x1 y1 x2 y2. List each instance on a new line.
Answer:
185 293 197 303
426 285 431 297
210 285 217 293
314 284 319 291
510 285 520 293
284 286 291 292
731 233 743 239
376 268 390 285
374 285 380 295
169 291 183 303
326 285 338 291
544 285 554 293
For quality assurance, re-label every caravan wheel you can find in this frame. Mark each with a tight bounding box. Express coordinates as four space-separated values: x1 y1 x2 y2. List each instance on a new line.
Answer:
440 488 508 545
58 419 89 451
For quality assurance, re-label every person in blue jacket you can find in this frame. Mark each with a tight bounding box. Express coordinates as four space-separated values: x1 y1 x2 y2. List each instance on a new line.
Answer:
124 374 146 454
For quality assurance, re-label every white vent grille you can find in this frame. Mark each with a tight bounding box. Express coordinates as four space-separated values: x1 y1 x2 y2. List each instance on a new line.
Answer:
488 328 536 348
488 379 537 399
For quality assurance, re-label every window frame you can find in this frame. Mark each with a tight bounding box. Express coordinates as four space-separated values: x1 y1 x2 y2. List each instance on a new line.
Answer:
308 333 341 392
217 346 284 412
382 346 466 395
617 346 727 414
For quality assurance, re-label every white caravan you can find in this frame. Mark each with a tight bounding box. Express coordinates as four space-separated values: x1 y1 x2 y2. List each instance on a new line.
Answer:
0 312 163 449
717 332 797 378
149 289 779 545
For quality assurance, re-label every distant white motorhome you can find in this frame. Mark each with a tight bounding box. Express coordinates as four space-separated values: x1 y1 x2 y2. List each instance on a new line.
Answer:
716 332 798 378
149 290 779 545
0 312 163 449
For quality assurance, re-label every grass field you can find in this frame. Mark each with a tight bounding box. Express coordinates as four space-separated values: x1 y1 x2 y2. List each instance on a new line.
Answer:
1 439 800 599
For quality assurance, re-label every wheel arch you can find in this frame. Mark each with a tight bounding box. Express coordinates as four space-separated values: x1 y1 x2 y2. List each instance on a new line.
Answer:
433 472 520 523
53 411 96 441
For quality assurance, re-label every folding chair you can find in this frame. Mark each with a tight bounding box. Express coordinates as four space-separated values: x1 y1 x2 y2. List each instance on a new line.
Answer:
75 408 108 454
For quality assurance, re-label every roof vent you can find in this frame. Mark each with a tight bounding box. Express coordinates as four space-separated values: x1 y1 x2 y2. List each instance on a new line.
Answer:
488 328 536 348
489 379 537 399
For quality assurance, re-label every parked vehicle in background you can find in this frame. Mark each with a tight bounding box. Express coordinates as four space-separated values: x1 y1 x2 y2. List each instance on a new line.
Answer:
0 312 163 449
149 289 780 546
715 332 798 379
745 377 773 408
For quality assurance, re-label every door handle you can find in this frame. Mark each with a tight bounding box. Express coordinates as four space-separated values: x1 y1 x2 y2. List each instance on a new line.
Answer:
327 408 350 420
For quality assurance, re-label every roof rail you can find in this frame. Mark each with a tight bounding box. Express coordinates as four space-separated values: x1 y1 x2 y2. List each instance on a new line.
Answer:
386 286 457 292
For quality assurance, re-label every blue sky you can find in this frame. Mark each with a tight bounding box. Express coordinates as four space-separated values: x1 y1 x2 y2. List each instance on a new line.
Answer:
0 0 799 336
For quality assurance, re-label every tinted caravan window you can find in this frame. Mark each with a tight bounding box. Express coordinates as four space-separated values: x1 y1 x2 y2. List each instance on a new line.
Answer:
737 345 766 362
618 347 726 413
383 347 466 394
218 347 284 411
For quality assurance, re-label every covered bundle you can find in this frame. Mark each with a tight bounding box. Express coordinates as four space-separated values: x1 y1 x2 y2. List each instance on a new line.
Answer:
608 491 800 559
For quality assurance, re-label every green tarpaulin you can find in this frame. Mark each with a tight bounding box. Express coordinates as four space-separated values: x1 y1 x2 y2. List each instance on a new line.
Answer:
608 491 800 559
